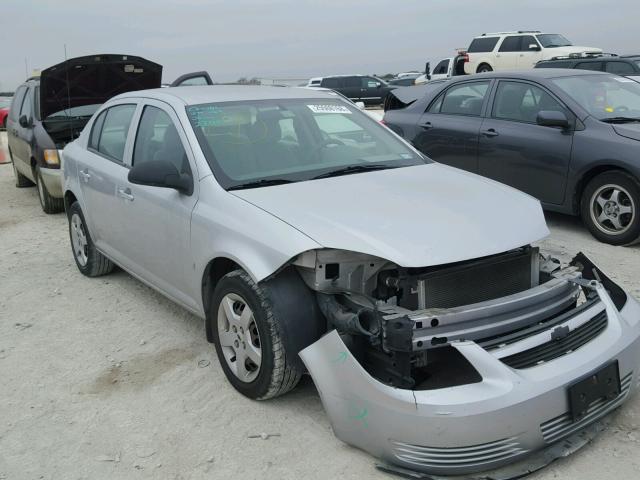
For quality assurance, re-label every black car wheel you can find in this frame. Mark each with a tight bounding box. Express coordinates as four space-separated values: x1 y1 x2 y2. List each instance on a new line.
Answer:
477 64 493 73
581 171 640 245
35 165 64 214
67 202 115 276
210 270 304 400
12 155 34 188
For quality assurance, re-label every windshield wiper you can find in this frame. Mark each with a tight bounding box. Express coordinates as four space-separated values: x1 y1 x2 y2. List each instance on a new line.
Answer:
312 164 398 180
227 178 295 191
600 116 640 124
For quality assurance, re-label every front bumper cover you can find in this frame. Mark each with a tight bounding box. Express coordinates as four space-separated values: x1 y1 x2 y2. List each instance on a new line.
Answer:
300 281 640 476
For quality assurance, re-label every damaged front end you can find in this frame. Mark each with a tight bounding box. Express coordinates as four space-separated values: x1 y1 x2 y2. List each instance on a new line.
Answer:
294 247 640 476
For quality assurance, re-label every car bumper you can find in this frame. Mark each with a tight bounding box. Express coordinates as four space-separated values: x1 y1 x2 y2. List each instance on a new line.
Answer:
40 161 63 199
300 283 640 476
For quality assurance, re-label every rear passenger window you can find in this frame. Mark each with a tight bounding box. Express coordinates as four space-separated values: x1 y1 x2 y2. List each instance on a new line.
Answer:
605 62 635 75
95 104 136 162
437 81 490 116
133 106 190 175
322 78 341 88
89 111 107 150
575 62 602 71
344 77 360 87
468 37 499 53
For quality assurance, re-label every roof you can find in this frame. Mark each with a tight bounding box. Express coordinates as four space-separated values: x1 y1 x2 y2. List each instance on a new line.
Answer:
448 68 610 83
115 84 339 105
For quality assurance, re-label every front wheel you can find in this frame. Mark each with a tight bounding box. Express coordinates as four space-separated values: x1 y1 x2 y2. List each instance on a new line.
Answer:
211 270 304 400
68 202 115 276
35 166 64 214
581 171 640 245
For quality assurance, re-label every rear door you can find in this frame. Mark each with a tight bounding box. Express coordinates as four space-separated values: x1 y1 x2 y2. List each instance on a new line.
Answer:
114 100 199 309
77 101 138 262
12 86 35 179
341 76 362 100
477 80 574 205
495 36 522 69
7 86 28 173
412 79 492 172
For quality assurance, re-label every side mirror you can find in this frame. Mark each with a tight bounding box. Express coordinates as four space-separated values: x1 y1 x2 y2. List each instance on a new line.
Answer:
355 101 365 110
376 82 382 88
128 160 193 195
19 115 31 128
529 44 541 51
537 110 570 129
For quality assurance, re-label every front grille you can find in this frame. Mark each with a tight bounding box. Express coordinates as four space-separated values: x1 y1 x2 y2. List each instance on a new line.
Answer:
419 249 534 309
501 311 607 369
390 436 528 469
540 372 633 444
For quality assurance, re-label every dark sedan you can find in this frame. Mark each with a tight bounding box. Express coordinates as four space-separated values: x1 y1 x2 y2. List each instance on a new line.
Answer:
383 69 640 245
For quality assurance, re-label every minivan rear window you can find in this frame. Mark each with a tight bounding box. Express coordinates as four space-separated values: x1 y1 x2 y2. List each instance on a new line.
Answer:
468 37 499 53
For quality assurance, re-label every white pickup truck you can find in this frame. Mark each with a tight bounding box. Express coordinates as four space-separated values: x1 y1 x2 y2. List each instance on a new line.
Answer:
415 52 467 85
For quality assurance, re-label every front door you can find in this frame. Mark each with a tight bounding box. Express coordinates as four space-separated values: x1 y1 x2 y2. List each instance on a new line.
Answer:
116 100 199 309
517 35 543 69
412 80 492 172
478 80 574 205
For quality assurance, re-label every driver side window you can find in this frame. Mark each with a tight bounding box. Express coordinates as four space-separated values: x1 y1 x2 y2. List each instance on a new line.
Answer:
133 105 191 175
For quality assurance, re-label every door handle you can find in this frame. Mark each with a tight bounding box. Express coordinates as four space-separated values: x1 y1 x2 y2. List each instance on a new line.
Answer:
79 169 91 181
481 128 499 137
419 121 433 130
117 187 134 202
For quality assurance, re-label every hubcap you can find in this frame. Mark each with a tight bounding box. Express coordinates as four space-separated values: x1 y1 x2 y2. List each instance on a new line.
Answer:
70 213 89 266
590 184 635 236
217 293 262 383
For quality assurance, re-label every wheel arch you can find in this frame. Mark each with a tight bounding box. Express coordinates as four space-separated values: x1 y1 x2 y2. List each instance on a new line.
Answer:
476 62 493 73
202 256 244 342
64 189 78 214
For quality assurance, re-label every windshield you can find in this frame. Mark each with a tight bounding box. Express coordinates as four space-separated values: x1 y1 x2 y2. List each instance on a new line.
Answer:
186 99 426 189
552 74 640 120
46 104 102 119
536 34 572 48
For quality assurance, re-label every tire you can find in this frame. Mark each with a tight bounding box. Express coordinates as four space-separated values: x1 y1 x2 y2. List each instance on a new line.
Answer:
477 64 493 73
580 171 640 245
11 153 34 188
35 165 64 214
211 270 304 400
67 202 115 277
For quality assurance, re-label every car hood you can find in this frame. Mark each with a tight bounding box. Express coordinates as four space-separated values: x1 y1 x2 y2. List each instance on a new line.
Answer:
612 123 640 141
231 164 549 267
39 54 162 119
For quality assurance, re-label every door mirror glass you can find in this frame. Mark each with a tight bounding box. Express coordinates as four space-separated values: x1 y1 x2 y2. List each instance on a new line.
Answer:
128 160 193 194
19 115 31 128
355 101 365 109
537 110 569 129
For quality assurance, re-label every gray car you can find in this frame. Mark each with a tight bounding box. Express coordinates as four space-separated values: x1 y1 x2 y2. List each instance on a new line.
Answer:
61 85 640 476
383 69 640 245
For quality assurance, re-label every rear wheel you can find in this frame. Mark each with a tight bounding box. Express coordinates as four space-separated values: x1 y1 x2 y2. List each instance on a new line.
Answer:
581 171 640 245
477 63 493 73
68 201 115 276
211 270 304 400
35 165 64 214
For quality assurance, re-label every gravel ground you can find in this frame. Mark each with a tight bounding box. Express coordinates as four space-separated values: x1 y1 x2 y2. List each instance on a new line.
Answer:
1 131 639 479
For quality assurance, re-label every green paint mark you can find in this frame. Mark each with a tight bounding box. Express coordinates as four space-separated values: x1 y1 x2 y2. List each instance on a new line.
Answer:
331 351 348 364
350 407 369 429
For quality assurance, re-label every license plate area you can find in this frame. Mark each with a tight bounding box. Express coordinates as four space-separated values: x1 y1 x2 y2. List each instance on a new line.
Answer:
568 361 621 422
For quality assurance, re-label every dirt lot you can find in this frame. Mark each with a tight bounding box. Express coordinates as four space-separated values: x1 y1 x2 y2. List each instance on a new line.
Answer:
1 131 639 479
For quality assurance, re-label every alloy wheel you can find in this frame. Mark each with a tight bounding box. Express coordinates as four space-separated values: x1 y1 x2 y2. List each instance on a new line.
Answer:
590 184 635 236
217 293 262 383
70 213 89 266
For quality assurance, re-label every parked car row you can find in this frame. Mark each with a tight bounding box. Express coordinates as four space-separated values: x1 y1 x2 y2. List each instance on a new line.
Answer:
4 52 640 479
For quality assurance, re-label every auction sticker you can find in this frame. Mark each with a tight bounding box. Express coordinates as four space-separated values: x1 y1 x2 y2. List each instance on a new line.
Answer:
307 104 352 114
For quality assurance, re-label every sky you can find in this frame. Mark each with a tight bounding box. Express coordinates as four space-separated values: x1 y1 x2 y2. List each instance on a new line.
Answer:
1 0 639 91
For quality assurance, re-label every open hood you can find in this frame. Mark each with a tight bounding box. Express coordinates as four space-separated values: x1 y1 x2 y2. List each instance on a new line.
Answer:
39 54 162 119
232 164 549 268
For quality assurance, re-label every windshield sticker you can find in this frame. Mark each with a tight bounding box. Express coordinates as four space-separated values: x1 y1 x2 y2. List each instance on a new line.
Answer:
307 104 352 114
188 105 252 128
613 77 635 83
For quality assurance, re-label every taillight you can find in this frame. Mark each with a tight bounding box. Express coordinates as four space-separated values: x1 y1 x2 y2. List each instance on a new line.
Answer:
463 53 470 63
